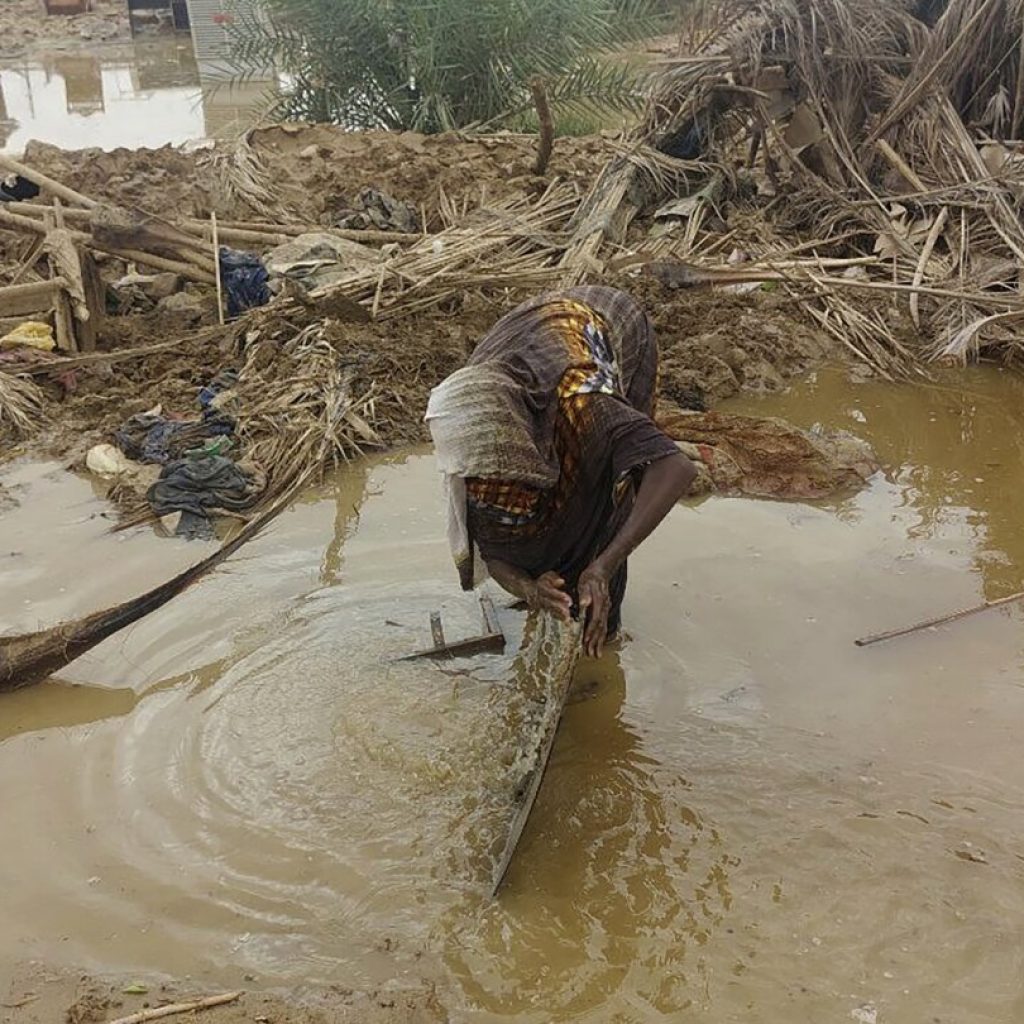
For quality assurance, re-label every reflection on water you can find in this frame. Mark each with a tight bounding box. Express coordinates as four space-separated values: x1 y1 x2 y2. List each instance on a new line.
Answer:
726 365 1024 600
0 39 274 154
444 653 730 1020
3 367 1024 1021
0 681 140 741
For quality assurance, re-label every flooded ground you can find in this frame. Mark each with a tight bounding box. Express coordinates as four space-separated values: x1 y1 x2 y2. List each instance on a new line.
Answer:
2 365 1024 1022
0 39 273 154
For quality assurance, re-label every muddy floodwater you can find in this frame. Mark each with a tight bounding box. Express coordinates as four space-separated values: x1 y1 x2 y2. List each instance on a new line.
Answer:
2 365 1024 1022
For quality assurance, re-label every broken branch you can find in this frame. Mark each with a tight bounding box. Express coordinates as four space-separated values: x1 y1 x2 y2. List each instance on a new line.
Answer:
855 591 1024 647
530 77 555 176
106 991 243 1024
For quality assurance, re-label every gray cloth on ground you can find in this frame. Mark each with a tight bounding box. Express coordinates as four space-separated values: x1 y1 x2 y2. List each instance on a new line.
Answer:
147 455 258 540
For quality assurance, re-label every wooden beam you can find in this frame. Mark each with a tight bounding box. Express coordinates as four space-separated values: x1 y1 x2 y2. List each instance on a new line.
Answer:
0 152 98 209
0 277 67 317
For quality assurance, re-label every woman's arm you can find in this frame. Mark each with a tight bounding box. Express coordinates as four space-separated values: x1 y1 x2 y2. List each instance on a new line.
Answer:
486 558 573 621
578 451 696 656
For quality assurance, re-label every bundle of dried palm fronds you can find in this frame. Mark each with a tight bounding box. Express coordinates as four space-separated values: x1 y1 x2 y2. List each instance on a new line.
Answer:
301 180 583 320
0 369 46 440
229 320 380 491
194 128 304 222
562 0 1024 371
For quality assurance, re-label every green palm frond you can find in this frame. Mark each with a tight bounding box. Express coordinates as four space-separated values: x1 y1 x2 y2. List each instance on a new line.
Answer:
226 0 666 131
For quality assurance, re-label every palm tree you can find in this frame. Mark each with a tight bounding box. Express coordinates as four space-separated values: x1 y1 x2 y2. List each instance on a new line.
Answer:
228 0 665 132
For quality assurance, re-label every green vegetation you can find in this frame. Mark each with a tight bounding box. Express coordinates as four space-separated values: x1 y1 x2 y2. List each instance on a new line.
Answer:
228 0 665 132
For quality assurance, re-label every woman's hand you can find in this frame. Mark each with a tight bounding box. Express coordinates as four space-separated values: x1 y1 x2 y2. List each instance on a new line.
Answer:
578 560 611 657
529 571 573 622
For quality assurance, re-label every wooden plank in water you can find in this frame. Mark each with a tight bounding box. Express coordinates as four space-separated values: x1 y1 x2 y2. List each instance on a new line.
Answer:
479 594 501 636
490 625 580 897
397 595 506 662
429 611 446 649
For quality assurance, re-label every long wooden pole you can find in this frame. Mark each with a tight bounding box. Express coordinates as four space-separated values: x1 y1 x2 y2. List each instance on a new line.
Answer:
0 277 68 302
0 152 98 209
530 77 554 176
0 210 214 283
854 590 1024 647
211 212 225 325
3 203 420 246
86 243 216 283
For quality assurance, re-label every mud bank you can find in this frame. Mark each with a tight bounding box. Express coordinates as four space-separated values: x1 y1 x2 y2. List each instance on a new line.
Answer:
1 964 445 1024
17 126 616 229
0 131 841 465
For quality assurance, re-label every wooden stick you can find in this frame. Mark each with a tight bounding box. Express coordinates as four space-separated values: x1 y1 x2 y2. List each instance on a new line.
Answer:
214 220 417 242
855 591 1024 647
1013 21 1024 140
9 236 45 286
51 280 76 351
370 260 387 320
44 208 77 353
807 272 1024 308
2 201 91 222
3 203 420 246
106 991 242 1024
0 153 98 210
910 206 949 328
875 138 927 193
16 330 221 375
530 77 554 176
643 259 1024 308
203 223 290 247
77 248 103 352
0 204 85 239
90 243 217 284
0 277 66 317
211 212 225 325
0 277 68 302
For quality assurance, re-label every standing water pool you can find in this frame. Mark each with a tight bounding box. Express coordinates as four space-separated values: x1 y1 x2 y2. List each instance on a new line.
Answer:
1 366 1024 1022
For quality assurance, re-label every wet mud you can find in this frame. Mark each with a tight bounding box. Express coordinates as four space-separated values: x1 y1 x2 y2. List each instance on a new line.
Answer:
3 366 1024 1022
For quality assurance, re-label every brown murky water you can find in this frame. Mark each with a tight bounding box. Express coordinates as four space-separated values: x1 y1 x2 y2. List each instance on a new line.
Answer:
3 366 1024 1022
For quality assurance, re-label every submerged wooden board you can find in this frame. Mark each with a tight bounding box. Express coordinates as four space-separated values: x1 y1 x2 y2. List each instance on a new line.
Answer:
490 619 581 897
397 594 506 662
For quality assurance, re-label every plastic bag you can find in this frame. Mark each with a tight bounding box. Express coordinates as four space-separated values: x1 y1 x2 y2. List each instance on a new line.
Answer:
0 321 56 352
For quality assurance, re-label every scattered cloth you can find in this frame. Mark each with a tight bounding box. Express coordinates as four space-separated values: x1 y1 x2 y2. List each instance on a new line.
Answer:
115 371 239 464
265 232 380 293
0 175 41 203
147 454 260 540
219 247 271 318
115 413 197 465
85 443 134 479
198 368 239 411
333 188 420 233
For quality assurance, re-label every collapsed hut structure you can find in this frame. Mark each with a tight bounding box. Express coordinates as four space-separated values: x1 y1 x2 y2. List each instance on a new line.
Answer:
2 0 1024 688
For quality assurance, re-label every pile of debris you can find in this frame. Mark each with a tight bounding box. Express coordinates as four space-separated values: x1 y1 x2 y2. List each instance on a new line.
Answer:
2 0 1021 517
24 0 1024 686
606 0 1024 371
